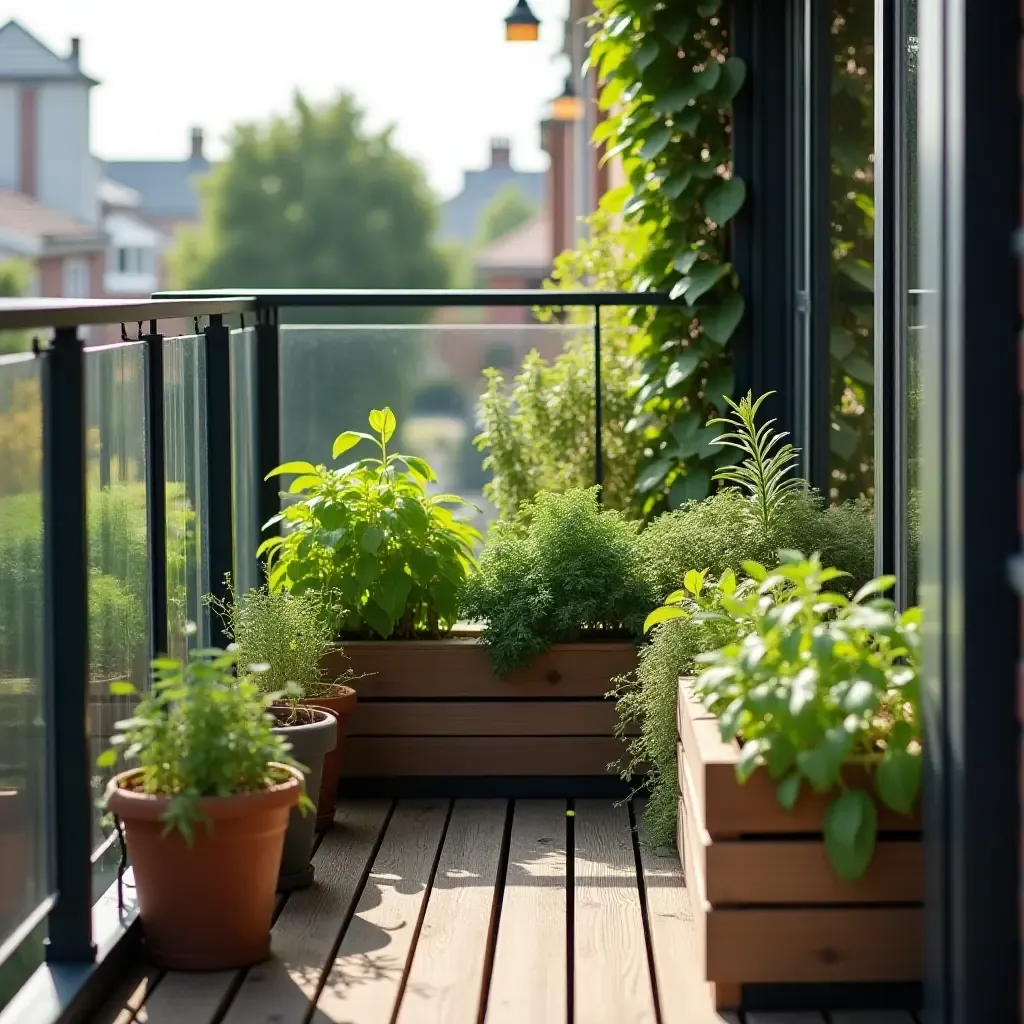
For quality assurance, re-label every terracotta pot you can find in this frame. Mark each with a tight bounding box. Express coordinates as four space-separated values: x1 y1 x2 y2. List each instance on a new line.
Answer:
269 707 336 891
0 789 27 934
106 764 301 971
301 684 357 831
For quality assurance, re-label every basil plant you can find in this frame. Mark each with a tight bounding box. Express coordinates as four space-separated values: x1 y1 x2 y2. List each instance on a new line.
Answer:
259 408 481 640
691 551 922 882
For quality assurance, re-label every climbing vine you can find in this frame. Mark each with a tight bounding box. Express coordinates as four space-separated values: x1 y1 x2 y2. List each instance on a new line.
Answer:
589 0 746 513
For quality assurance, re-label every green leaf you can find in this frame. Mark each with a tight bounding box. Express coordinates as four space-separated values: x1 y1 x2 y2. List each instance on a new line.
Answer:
332 431 366 458
360 526 384 553
854 575 897 604
673 250 700 275
683 568 706 596
635 38 660 71
843 679 877 714
704 365 735 408
379 568 413 621
842 353 874 383
830 419 859 461
265 460 318 481
705 178 746 226
361 599 394 639
830 327 856 361
683 262 730 304
288 474 321 494
696 61 722 91
777 772 801 810
402 455 437 482
651 83 699 115
639 125 672 161
644 605 688 633
665 351 703 389
96 748 118 769
354 554 378 587
700 292 745 346
662 172 693 200
668 470 710 506
838 259 874 292
368 407 397 442
109 680 136 696
824 789 877 882
875 748 921 815
637 458 673 494
697 0 722 13
660 10 690 45
719 57 747 100
736 739 762 783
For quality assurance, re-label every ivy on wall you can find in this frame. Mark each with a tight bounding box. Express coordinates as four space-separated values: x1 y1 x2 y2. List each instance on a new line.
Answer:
589 0 746 513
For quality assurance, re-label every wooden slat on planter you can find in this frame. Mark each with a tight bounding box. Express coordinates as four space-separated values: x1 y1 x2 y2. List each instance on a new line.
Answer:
680 759 922 905
326 641 636 700
677 686 920 836
344 736 625 777
348 700 630 737
676 679 923 997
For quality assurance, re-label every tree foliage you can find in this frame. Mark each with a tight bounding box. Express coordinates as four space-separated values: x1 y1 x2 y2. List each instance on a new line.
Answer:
589 0 744 513
0 258 32 355
169 92 451 462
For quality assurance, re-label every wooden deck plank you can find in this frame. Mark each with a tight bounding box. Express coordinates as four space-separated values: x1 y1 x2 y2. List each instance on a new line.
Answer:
89 965 160 1024
219 800 392 1024
634 801 740 1024
484 801 568 1024
573 800 658 1024
395 800 507 1024
134 971 237 1024
313 798 450 1023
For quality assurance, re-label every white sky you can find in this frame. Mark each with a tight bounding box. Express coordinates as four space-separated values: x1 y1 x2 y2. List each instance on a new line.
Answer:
4 0 570 199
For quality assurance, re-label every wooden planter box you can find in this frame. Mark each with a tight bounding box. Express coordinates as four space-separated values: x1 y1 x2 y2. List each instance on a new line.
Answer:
321 639 637 778
677 679 923 1010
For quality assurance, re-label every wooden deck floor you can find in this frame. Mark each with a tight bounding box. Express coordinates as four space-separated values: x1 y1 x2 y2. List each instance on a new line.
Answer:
92 798 920 1024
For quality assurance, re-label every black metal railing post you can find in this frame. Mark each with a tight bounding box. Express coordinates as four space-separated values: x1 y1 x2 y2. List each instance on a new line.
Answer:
41 324 95 964
203 314 233 647
593 305 603 497
143 321 168 658
254 306 281 578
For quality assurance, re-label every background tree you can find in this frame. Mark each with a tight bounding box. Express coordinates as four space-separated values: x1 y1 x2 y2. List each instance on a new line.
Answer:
476 184 538 247
169 93 450 461
0 259 32 355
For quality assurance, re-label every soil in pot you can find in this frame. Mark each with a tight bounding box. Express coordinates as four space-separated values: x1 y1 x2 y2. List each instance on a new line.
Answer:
269 705 337 891
301 684 357 831
106 764 301 971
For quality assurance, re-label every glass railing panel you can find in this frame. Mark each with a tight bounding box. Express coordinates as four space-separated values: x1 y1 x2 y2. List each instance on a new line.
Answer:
0 354 48 960
279 322 580 542
164 334 209 654
230 326 260 595
84 343 151 846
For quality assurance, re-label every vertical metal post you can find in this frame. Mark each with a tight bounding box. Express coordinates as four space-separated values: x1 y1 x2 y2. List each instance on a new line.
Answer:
254 307 281 578
203 315 233 648
143 321 168 658
593 306 603 496
98 357 112 490
41 325 95 964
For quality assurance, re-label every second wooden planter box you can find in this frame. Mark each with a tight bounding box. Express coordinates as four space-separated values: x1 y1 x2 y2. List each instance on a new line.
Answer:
676 679 923 1010
322 639 637 778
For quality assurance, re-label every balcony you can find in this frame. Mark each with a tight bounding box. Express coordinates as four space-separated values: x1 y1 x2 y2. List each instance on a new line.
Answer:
0 291 936 1024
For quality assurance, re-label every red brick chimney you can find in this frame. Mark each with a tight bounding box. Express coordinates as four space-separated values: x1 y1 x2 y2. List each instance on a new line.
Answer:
490 138 511 168
541 119 572 263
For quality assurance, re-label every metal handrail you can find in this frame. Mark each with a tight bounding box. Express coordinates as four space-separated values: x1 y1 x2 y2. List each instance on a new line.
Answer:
0 297 256 331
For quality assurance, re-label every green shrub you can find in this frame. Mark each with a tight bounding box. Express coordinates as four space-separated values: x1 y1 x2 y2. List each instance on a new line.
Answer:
613 569 747 845
206 577 356 700
261 407 481 639
460 488 655 676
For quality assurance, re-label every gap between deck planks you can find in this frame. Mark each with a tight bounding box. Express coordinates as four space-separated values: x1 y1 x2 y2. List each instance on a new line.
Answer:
88 798 914 1024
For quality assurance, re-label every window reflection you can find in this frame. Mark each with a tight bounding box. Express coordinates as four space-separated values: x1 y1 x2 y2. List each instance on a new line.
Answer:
829 0 875 504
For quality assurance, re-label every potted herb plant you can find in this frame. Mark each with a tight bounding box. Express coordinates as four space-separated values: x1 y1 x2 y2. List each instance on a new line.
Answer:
675 551 922 1003
208 579 352 849
259 410 639 779
99 648 309 970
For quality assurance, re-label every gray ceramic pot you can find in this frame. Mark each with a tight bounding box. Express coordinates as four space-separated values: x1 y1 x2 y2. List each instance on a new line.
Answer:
270 707 337 892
